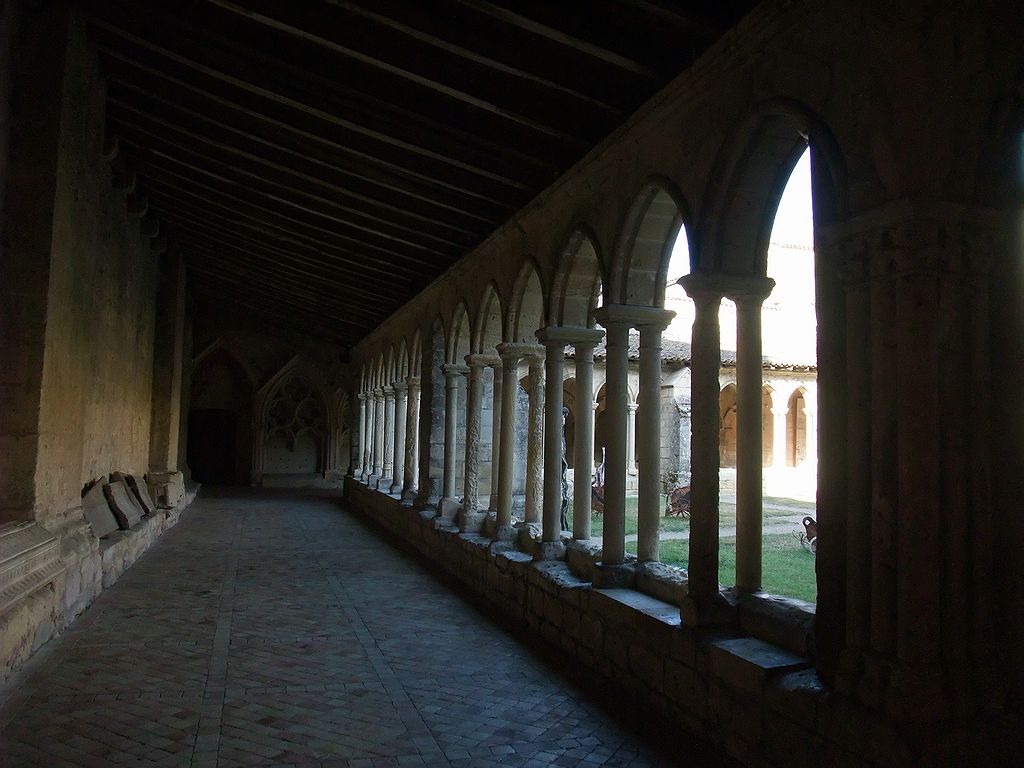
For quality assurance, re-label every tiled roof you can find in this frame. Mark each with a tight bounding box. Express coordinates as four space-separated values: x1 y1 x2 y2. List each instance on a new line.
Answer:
566 330 816 371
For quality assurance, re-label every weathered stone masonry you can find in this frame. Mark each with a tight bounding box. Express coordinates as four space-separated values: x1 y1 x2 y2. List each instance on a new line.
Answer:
346 1 1024 765
0 6 194 677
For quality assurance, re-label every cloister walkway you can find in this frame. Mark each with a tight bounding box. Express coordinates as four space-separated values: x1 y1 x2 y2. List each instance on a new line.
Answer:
0 490 686 768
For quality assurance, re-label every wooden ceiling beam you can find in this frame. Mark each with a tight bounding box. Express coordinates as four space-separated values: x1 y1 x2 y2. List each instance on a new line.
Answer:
97 47 529 213
135 167 446 274
147 196 424 294
115 127 469 254
91 13 558 190
189 278 366 342
347 0 651 111
455 0 658 78
108 96 485 240
185 263 368 326
322 0 627 115
206 0 618 143
162 214 407 306
174 235 394 316
181 247 380 321
171 229 402 311
143 184 432 286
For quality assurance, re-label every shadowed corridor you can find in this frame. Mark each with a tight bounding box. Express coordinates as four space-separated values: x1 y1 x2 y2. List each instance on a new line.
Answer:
0 490 699 768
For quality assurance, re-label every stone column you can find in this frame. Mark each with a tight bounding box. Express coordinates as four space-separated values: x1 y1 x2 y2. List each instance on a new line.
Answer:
495 346 521 533
412 389 421 494
524 352 545 525
537 330 567 547
414 341 443 510
356 393 367 480
636 311 675 563
367 389 375 482
390 382 408 494
371 388 385 485
363 389 374 482
592 307 631 571
678 277 726 621
771 403 788 468
730 279 774 592
148 253 186 475
488 360 502 511
572 339 600 540
626 403 638 475
802 400 818 467
402 376 419 500
577 348 598 540
439 363 468 519
382 385 396 489
460 355 491 528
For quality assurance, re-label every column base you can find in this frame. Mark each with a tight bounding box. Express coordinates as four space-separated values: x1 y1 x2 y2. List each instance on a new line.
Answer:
531 540 567 561
458 510 487 533
480 512 501 539
438 497 461 523
388 480 403 495
592 562 636 588
401 488 417 503
679 591 734 626
482 512 519 542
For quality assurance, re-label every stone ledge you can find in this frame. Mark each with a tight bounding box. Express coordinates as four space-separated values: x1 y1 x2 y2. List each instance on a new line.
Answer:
0 481 197 682
736 592 816 657
635 561 688 606
591 587 681 630
565 539 601 581
344 482 873 767
708 636 811 695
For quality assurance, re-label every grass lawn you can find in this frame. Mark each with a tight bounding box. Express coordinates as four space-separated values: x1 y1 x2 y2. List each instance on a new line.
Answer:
624 534 818 603
575 494 818 603
579 494 815 538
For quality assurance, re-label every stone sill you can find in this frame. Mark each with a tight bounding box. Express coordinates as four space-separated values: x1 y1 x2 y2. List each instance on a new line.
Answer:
357 480 816 658
347 479 826 701
344 479 884 767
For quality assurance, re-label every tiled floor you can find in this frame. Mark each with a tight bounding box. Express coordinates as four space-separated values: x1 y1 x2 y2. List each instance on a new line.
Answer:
0 490 686 767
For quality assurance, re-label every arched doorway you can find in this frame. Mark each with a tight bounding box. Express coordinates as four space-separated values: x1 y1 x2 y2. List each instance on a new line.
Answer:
187 348 253 485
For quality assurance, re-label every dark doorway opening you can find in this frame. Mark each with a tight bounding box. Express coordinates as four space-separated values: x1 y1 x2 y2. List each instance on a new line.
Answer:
188 408 240 485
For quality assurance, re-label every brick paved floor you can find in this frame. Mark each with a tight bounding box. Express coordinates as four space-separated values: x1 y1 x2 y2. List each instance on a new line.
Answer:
0 490 687 767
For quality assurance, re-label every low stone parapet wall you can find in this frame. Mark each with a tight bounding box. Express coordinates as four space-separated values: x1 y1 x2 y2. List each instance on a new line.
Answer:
343 480 993 768
0 484 198 680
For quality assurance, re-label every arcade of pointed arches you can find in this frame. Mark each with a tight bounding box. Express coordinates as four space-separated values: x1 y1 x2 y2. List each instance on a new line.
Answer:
351 102 838 612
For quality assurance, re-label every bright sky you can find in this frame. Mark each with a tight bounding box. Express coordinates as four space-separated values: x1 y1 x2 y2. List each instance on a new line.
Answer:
664 148 817 364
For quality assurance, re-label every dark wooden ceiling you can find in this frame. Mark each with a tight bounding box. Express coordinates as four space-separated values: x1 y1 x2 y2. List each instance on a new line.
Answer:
87 0 756 345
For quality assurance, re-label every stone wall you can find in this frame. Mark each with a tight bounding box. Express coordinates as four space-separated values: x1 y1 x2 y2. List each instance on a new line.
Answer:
1 6 157 525
346 482 1018 767
34 27 157 523
0 5 193 680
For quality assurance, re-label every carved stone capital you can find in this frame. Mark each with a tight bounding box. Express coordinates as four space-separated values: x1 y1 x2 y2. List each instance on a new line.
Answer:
496 341 544 363
441 363 470 379
465 353 499 369
593 303 674 330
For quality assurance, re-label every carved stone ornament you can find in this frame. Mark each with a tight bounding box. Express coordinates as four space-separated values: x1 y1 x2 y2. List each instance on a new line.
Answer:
0 522 65 616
